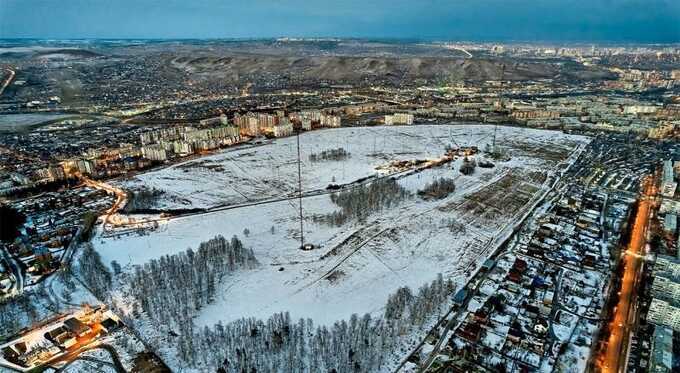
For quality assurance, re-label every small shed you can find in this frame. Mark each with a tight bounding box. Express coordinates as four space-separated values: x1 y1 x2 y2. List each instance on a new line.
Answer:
453 288 468 305
481 259 495 271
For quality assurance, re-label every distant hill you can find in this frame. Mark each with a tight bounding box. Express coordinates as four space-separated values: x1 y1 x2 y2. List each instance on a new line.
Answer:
171 54 613 85
0 48 102 60
33 49 102 60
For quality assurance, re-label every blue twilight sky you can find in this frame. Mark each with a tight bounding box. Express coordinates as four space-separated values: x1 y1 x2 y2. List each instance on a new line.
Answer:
0 0 678 42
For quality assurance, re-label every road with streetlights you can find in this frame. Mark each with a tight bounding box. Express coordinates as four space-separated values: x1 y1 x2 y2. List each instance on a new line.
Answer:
600 173 657 373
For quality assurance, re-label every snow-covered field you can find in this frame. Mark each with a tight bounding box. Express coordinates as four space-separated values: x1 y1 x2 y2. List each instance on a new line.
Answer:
118 124 578 210
96 125 587 328
0 113 75 132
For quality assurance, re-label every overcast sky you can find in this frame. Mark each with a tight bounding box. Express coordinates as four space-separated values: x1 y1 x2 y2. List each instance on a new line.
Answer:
1 0 678 42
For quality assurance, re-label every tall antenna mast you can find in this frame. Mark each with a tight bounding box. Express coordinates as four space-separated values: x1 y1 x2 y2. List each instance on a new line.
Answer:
296 129 304 247
492 123 498 153
492 64 505 154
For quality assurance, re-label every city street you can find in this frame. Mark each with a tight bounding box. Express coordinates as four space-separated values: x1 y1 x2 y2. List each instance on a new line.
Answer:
601 174 657 372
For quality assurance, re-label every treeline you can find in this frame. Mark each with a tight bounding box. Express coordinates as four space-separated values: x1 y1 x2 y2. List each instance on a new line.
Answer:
0 203 26 242
76 234 457 372
177 274 455 372
123 187 165 212
0 293 39 336
127 235 257 330
314 178 411 226
309 148 350 162
384 274 454 326
75 235 258 371
0 271 78 336
417 177 456 200
78 243 112 299
2 177 80 199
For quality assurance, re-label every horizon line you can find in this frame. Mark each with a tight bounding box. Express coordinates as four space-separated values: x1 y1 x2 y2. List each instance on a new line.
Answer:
0 37 679 46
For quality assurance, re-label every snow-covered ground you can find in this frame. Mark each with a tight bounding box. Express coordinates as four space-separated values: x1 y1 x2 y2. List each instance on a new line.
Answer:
0 269 99 338
118 124 583 210
0 113 75 132
96 125 588 329
60 329 148 372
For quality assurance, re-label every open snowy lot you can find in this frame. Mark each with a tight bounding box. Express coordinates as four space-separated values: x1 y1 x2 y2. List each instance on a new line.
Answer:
96 124 587 328
0 113 74 132
118 124 579 210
